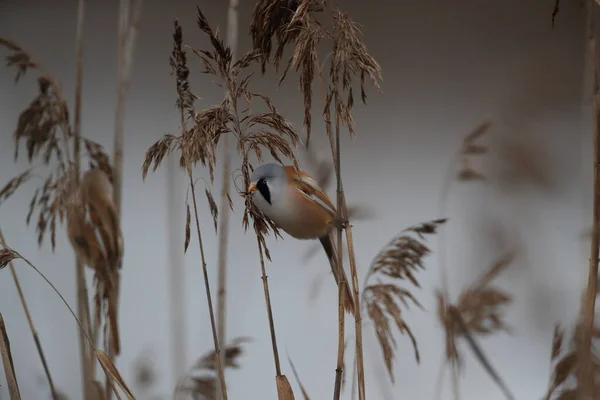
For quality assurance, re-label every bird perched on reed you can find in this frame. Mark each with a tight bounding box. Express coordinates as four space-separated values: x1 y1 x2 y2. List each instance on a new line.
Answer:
247 163 356 315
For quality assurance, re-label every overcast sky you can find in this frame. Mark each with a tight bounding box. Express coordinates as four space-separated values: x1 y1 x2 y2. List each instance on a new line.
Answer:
0 0 591 399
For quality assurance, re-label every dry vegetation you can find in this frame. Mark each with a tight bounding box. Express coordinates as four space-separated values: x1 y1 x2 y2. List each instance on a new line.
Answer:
0 1 599 400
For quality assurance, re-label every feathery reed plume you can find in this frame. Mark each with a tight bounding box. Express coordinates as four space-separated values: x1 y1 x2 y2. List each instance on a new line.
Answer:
579 2 600 399
0 244 135 399
250 0 326 145
457 121 490 182
363 218 446 380
0 227 58 400
543 324 571 400
174 337 250 399
543 319 600 399
436 252 515 400
0 314 21 400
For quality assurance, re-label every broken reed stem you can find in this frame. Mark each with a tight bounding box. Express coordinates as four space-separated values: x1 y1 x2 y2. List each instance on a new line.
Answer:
255 236 283 377
72 0 95 397
579 2 600 398
188 174 228 400
216 1 239 398
0 228 58 400
333 91 346 400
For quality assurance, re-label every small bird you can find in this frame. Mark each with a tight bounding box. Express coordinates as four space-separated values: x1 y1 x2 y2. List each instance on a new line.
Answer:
247 163 356 315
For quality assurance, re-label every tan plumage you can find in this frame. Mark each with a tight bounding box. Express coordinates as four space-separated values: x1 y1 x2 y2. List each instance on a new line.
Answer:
248 163 356 316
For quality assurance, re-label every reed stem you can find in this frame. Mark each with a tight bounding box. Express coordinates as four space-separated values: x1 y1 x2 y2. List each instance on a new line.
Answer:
72 0 94 397
254 236 284 387
332 89 346 400
216 1 239 398
189 174 228 400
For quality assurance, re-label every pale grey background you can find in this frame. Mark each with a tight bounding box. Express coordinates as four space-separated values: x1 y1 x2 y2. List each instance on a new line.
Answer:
0 0 591 399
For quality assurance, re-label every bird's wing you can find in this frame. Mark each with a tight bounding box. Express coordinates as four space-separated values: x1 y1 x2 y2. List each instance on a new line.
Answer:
284 166 336 216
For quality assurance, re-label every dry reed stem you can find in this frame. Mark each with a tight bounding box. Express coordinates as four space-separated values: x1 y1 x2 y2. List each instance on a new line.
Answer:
216 1 239 399
333 94 347 400
341 196 364 399
0 227 58 399
255 236 284 376
0 314 22 400
167 154 187 383
215 135 231 398
113 0 143 216
579 2 600 398
71 1 97 397
189 176 228 399
108 3 143 395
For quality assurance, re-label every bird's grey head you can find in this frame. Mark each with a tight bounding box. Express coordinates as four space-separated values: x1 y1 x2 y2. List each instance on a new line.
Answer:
248 163 287 206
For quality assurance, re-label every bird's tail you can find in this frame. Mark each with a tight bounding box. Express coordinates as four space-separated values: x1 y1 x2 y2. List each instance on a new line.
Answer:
319 233 356 317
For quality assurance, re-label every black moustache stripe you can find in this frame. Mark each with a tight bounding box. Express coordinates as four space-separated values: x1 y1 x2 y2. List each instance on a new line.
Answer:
257 178 271 205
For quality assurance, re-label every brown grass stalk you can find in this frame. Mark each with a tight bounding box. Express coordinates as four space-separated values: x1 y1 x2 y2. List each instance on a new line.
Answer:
0 314 22 400
0 227 58 399
215 1 239 398
255 236 283 376
579 2 600 398
332 92 347 400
